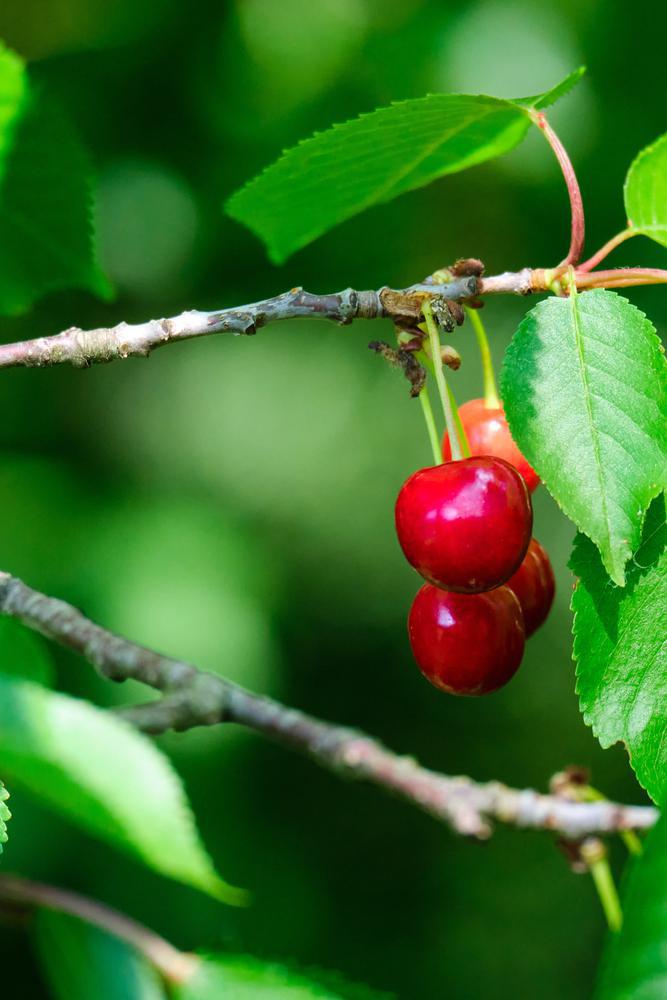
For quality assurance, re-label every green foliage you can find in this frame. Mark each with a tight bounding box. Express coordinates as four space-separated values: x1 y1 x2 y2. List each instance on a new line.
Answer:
501 290 667 585
0 42 110 314
226 73 582 263
595 814 667 998
0 675 244 903
0 781 10 855
624 132 667 247
571 494 666 803
519 66 586 110
35 911 166 1000
176 954 394 1000
0 618 55 686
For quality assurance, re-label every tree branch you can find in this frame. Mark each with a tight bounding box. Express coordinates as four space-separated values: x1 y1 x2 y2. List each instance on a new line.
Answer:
0 874 197 984
0 278 477 370
0 261 664 372
0 572 657 841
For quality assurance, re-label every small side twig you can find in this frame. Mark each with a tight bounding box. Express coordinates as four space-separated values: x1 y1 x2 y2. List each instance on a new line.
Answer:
0 572 657 842
0 874 198 984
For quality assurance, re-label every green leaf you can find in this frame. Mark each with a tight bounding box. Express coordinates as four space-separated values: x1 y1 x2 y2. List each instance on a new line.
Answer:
0 675 244 903
35 911 166 1000
624 132 667 247
0 781 10 855
176 954 394 1000
0 42 26 174
0 617 55 686
501 290 667 584
0 43 111 314
571 494 667 803
516 66 587 110
596 813 667 999
226 73 582 263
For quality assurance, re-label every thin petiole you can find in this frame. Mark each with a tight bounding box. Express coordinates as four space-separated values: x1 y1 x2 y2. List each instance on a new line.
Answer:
422 302 463 461
577 228 636 273
531 111 585 267
466 307 500 409
418 385 442 465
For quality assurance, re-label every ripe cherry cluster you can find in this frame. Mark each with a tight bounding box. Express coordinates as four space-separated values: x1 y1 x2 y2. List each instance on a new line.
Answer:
396 399 555 696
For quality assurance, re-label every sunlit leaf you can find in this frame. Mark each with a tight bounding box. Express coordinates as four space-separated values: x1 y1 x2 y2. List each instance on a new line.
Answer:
502 290 667 584
176 953 394 1000
596 813 667 998
226 73 583 263
571 494 667 803
0 676 244 903
624 132 667 247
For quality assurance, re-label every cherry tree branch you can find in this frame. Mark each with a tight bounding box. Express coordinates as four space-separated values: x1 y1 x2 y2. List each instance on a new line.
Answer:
0 263 664 372
0 571 657 841
0 874 197 984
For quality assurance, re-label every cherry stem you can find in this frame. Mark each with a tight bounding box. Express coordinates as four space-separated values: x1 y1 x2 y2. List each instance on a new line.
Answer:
532 111 585 267
588 855 623 933
465 307 500 409
447 385 471 457
422 302 463 460
418 385 442 465
577 229 636 273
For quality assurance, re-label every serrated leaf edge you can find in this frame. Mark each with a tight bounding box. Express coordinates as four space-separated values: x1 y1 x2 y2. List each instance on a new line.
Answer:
624 131 667 236
502 290 667 586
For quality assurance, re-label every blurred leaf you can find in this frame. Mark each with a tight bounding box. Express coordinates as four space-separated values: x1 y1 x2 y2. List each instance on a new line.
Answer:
571 494 666 803
0 40 25 167
0 42 111 314
225 74 581 263
237 0 367 113
77 498 280 694
0 676 245 903
624 132 667 246
0 781 10 855
35 911 166 1000
176 953 394 999
0 618 55 686
596 813 667 998
502 291 667 585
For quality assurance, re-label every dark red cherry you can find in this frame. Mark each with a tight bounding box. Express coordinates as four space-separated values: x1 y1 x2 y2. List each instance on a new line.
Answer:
506 538 555 637
395 457 532 593
408 583 525 695
442 398 540 492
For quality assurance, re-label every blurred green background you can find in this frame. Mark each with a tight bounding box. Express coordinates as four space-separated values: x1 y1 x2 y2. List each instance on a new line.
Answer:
0 1 663 996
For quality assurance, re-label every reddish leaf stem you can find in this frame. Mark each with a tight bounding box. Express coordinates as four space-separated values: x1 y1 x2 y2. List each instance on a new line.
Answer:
532 111 585 267
577 229 636 272
574 267 667 289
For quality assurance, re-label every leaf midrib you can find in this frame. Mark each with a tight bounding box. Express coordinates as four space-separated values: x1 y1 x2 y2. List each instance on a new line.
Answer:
570 293 617 579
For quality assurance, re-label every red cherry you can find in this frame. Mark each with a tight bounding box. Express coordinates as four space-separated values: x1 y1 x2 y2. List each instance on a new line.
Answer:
442 398 540 492
395 457 532 593
408 583 525 695
506 538 555 637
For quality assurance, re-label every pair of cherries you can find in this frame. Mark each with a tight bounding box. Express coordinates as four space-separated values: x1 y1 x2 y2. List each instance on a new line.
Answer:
395 400 554 696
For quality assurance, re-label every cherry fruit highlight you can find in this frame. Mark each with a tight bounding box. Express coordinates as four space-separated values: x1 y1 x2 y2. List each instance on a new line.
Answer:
408 583 525 695
395 457 532 593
